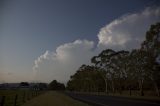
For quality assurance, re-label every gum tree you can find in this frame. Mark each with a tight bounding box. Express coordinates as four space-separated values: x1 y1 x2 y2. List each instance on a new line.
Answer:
141 22 160 96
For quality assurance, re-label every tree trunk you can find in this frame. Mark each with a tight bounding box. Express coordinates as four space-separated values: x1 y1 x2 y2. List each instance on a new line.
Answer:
104 79 108 94
154 82 159 96
119 78 122 95
153 81 160 96
101 73 108 94
112 80 115 93
119 86 122 95
151 77 160 96
139 79 144 96
129 87 132 96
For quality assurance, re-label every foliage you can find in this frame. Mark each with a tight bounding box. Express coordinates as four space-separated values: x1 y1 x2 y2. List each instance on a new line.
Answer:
67 22 160 96
67 65 105 92
20 82 30 87
48 80 65 90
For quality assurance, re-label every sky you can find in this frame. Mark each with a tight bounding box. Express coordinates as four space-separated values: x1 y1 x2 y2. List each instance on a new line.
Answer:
0 0 160 83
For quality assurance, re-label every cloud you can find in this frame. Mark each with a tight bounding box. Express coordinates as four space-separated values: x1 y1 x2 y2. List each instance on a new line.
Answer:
32 7 160 83
98 7 160 50
32 40 95 83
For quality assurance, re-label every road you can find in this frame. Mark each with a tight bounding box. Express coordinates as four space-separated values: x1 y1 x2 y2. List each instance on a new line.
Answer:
22 91 89 106
67 93 160 106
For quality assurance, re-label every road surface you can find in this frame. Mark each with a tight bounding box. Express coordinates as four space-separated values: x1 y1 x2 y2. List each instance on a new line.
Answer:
67 93 160 106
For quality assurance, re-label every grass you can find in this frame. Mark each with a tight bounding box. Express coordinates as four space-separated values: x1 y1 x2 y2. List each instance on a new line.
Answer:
22 91 89 106
107 93 160 101
0 90 26 106
0 89 43 106
106 90 160 101
72 90 160 101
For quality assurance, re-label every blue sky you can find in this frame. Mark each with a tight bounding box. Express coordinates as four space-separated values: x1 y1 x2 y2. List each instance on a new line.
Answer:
0 0 160 83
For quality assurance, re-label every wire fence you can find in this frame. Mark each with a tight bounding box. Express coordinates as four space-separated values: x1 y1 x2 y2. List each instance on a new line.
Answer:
0 90 45 106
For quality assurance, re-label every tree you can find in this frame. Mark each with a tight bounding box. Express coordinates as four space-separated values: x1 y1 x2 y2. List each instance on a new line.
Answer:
128 49 149 96
67 65 105 92
110 50 129 94
19 82 29 87
48 80 65 90
91 49 116 93
38 83 48 90
67 22 160 97
141 22 160 96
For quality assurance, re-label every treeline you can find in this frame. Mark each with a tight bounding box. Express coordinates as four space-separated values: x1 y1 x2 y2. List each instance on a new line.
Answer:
66 22 160 96
48 80 65 90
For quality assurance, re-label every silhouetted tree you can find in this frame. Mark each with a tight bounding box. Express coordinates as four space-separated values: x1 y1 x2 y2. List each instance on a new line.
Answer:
110 50 129 94
38 83 48 90
141 22 160 96
48 80 65 90
67 65 105 92
91 49 116 93
67 22 160 96
19 82 29 87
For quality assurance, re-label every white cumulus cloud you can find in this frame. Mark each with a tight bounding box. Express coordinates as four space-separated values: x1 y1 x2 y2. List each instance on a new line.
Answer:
98 7 160 50
32 7 160 83
32 40 95 83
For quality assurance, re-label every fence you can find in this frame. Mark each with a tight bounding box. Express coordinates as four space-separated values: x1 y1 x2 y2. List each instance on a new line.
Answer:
0 90 44 106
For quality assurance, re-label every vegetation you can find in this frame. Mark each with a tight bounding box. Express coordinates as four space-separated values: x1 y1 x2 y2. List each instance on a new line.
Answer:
48 80 65 90
67 65 105 92
67 22 160 96
0 89 43 106
0 81 64 106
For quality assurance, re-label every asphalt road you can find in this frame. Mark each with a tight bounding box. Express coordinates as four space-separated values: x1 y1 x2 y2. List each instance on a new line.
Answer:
67 93 160 106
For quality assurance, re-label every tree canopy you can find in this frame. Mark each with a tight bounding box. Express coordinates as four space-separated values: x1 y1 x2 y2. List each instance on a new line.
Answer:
67 22 160 96
48 80 65 90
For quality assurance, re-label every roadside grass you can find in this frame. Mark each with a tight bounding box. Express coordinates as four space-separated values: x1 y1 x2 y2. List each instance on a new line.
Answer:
0 89 24 96
71 90 160 101
108 90 160 101
0 90 28 106
22 91 89 106
107 93 160 102
0 89 43 106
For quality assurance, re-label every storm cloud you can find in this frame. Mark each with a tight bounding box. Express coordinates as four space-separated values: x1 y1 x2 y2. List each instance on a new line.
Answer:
32 7 160 83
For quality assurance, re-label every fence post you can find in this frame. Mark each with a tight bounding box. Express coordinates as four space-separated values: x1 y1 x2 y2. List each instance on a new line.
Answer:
36 91 38 96
1 96 5 106
23 92 26 103
27 92 30 100
14 94 18 106
35 91 37 96
32 91 33 97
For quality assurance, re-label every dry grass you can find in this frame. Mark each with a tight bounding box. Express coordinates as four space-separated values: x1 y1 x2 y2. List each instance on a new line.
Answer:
22 91 89 106
73 91 160 102
0 89 36 106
